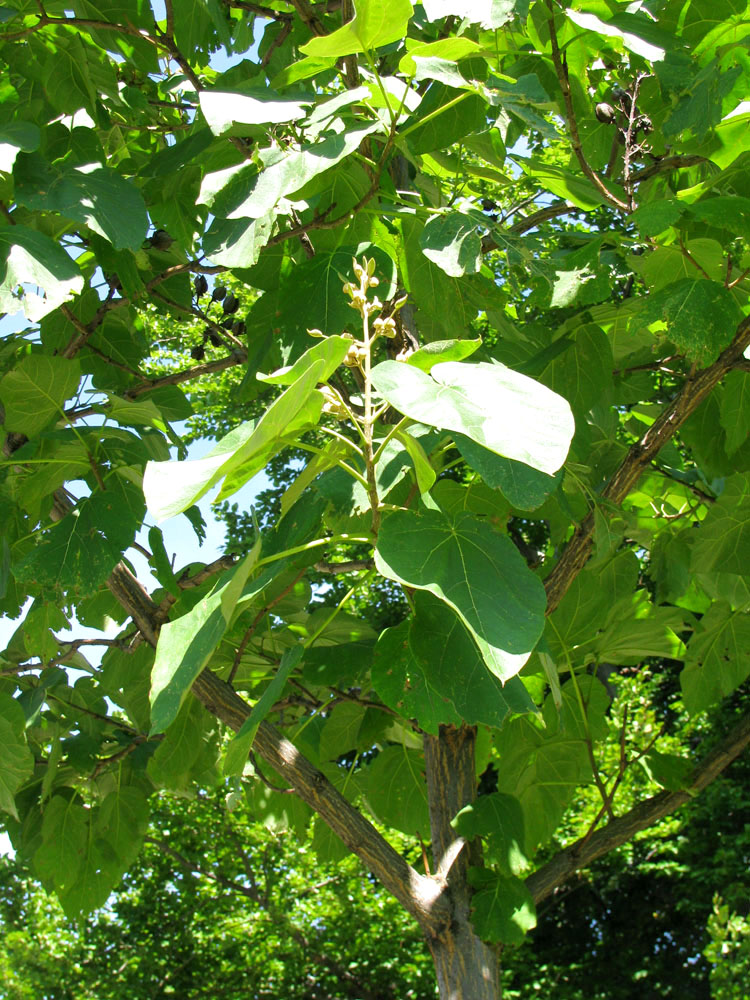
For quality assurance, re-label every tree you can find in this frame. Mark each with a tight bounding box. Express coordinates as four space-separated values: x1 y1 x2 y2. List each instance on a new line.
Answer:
0 1 749 997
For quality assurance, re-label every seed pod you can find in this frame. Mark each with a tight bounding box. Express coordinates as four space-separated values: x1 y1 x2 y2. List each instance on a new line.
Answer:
194 274 208 296
211 285 227 302
150 229 174 250
191 344 205 361
208 331 222 347
221 318 234 330
222 293 240 315
595 102 617 125
232 320 246 337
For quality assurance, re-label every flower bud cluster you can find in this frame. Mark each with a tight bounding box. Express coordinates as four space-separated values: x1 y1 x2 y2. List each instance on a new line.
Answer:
342 256 382 318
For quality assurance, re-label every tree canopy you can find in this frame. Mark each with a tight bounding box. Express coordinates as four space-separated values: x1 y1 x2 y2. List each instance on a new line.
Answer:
1 1 750 997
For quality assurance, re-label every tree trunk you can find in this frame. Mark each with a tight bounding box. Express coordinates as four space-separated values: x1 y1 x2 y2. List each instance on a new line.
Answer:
423 725 500 1000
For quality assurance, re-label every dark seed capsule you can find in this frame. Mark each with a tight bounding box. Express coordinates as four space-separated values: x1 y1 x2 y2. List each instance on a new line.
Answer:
221 318 235 329
208 331 222 347
211 285 227 302
232 320 246 337
150 229 174 250
194 274 208 296
595 102 617 125
222 293 240 315
191 345 205 361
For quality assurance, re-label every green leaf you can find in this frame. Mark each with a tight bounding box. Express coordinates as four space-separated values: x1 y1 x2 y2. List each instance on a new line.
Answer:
406 337 482 373
98 786 149 871
363 745 429 838
258 335 352 386
397 591 535 730
681 602 750 714
201 124 381 221
16 158 149 251
453 434 561 510
0 224 84 321
394 428 436 494
371 360 574 476
0 121 40 172
144 360 325 521
150 545 260 734
147 697 207 787
223 646 303 776
453 793 528 876
691 474 750 576
34 795 87 892
630 199 684 237
542 324 614 415
0 355 80 437
0 694 34 819
719 371 750 455
402 84 487 154
639 751 692 792
202 214 275 268
14 477 146 601
515 158 622 210
300 0 413 57
467 868 536 944
639 279 743 365
420 212 482 276
199 90 310 133
375 509 547 680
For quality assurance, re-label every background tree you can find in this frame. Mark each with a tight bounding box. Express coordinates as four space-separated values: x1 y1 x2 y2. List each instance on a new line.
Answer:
1 1 750 998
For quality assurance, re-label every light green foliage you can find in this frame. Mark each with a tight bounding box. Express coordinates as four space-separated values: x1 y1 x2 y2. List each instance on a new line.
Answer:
0 0 749 995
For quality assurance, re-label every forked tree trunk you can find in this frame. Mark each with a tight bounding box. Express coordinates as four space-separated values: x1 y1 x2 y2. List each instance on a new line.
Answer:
423 725 500 1000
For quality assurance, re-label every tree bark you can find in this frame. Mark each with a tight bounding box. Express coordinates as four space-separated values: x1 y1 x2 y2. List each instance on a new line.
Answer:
424 725 500 1000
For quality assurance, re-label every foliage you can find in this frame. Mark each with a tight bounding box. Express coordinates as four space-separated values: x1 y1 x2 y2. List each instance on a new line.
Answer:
0 0 750 997
0 792 436 1000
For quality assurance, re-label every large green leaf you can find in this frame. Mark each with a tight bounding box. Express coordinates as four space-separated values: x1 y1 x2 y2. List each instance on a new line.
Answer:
143 361 325 521
406 337 482 372
0 121 40 172
200 124 381 221
419 212 482 276
0 225 84 321
199 90 310 133
453 792 527 875
467 868 536 945
719 372 750 455
375 509 547 680
371 360 574 475
15 157 148 251
372 592 536 733
639 278 743 365
300 0 413 57
681 602 750 714
691 474 750 575
363 745 429 838
453 434 561 510
14 477 145 601
150 545 260 734
0 694 34 820
0 356 81 437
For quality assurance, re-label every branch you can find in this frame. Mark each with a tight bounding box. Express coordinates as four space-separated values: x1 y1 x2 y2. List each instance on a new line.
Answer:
546 6 628 212
630 155 708 184
544 315 750 613
525 708 750 904
124 350 247 400
89 550 453 940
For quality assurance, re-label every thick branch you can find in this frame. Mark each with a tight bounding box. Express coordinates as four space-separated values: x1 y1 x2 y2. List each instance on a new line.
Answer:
94 552 452 940
544 315 750 613
525 708 750 904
